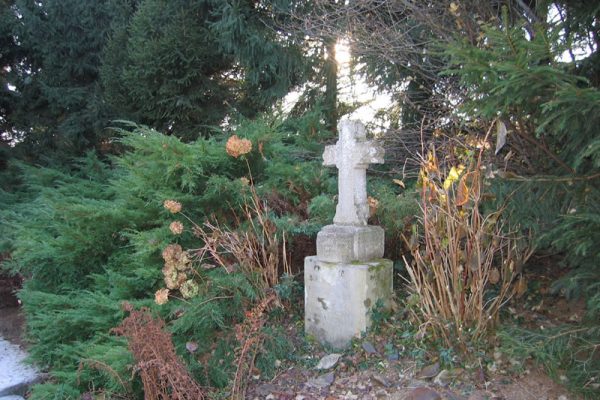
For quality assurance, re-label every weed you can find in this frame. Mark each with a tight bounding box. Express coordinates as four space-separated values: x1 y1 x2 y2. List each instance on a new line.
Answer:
499 325 600 398
404 138 531 352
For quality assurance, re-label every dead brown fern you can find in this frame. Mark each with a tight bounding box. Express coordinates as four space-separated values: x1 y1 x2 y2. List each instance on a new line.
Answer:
112 302 205 400
230 291 279 400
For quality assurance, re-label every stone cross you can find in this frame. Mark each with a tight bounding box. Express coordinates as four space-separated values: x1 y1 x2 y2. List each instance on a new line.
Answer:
323 120 384 226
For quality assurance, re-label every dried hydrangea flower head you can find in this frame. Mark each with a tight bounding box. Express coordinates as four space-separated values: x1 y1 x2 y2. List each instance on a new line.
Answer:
225 135 252 158
169 221 184 235
162 243 183 261
163 266 187 289
161 243 191 290
163 200 182 214
180 280 200 299
155 288 169 305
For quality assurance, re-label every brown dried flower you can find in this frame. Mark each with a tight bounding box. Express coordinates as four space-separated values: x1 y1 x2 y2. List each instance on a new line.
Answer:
162 244 183 262
155 288 170 305
169 221 184 235
368 196 379 217
225 135 252 158
163 200 182 214
163 267 187 290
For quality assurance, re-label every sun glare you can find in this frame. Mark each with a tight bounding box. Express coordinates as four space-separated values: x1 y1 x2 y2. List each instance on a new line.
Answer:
335 39 351 65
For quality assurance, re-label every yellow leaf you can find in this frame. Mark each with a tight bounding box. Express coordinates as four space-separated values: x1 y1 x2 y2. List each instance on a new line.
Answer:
443 165 465 190
450 2 459 15
393 179 406 188
456 176 469 206
368 196 379 217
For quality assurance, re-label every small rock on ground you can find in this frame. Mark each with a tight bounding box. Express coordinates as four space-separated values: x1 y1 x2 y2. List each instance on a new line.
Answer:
406 387 442 400
417 362 440 379
315 353 342 370
361 341 377 355
307 371 335 389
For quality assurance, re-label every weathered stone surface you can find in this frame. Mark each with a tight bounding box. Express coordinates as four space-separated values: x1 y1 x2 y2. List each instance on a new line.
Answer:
323 120 384 226
304 257 393 348
316 224 384 263
304 119 394 349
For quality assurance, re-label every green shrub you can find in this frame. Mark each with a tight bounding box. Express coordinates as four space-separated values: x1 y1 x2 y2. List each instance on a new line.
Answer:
4 114 331 397
445 16 600 318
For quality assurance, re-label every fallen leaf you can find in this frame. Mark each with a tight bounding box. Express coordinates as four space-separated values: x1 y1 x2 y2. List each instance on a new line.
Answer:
393 178 405 188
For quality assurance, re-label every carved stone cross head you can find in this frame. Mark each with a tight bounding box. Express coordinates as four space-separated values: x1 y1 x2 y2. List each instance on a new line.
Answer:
323 120 384 226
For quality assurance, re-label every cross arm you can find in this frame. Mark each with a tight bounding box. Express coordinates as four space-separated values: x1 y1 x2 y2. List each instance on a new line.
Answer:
359 141 385 165
323 145 337 166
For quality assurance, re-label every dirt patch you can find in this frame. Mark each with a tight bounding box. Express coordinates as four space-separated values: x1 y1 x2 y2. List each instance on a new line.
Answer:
0 274 21 308
245 344 576 400
0 272 26 348
0 306 26 348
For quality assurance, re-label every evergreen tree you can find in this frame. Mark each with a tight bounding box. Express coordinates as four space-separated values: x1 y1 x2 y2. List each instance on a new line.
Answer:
9 0 123 159
101 0 312 140
445 4 600 318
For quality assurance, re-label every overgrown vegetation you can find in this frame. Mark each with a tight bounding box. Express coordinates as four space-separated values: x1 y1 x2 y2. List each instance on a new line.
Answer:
404 146 527 350
1 116 339 398
1 0 599 398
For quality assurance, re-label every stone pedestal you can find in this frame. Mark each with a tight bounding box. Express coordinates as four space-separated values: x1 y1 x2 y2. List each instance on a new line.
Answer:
317 224 384 263
304 257 393 349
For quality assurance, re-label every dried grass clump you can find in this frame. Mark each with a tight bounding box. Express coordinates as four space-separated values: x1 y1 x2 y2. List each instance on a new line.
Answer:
193 182 290 291
404 146 530 350
112 302 205 400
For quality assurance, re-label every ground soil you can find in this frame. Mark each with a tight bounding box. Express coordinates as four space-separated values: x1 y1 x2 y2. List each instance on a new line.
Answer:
0 273 26 348
244 326 575 400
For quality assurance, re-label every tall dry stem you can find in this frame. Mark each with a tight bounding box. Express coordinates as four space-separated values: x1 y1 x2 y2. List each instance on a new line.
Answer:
192 180 290 292
404 144 527 350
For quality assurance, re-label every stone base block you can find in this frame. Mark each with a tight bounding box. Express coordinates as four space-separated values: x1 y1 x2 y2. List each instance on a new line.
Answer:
316 225 384 263
304 256 393 349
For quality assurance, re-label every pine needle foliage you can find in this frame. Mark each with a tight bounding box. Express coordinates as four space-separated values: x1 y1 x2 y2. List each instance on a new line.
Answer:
3 113 334 397
445 13 600 318
498 325 600 398
442 10 600 393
